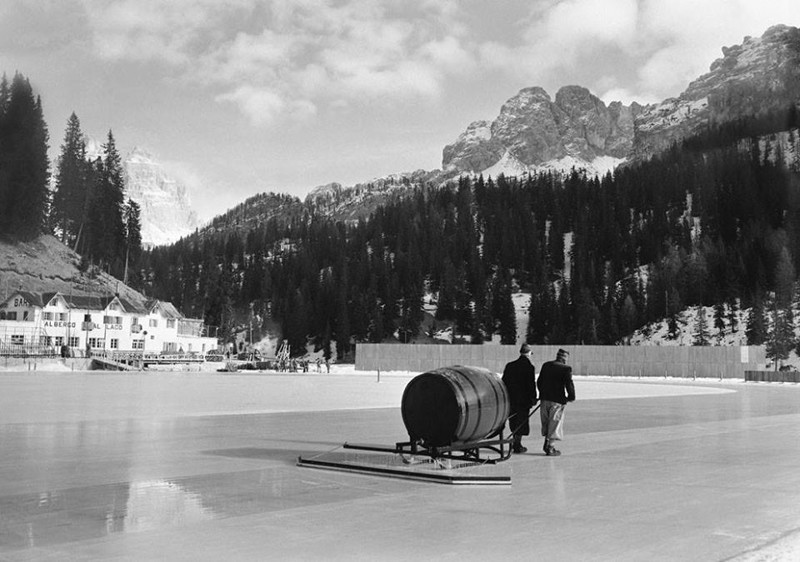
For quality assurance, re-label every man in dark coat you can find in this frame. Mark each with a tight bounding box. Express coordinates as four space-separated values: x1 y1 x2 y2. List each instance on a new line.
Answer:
502 343 538 453
537 348 575 456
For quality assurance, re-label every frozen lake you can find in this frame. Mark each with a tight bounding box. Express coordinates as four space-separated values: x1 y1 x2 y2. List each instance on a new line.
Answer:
1 367 799 560
0 367 735 423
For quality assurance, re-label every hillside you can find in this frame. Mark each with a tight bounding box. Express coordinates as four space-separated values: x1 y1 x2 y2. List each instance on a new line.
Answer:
0 235 150 308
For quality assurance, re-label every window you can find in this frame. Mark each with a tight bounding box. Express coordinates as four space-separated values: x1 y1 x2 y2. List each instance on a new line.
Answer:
55 336 64 347
7 311 17 320
149 319 158 328
11 335 24 345
132 339 144 350
22 311 29 321
40 336 52 346
43 312 54 321
57 312 68 322
131 317 139 326
167 319 176 329
103 315 122 324
110 339 119 349
88 338 104 349
68 337 79 347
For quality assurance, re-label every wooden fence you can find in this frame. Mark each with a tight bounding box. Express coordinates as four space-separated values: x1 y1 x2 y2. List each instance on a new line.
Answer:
355 344 766 379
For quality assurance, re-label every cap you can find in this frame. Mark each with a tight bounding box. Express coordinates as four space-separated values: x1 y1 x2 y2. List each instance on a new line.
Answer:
556 348 569 361
520 343 532 354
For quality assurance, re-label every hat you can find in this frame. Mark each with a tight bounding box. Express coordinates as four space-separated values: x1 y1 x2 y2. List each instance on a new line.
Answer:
556 348 569 361
520 343 532 354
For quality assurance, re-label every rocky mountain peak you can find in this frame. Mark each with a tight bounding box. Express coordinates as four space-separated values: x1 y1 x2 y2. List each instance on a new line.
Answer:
441 25 799 180
122 148 201 248
443 84 638 178
631 24 800 160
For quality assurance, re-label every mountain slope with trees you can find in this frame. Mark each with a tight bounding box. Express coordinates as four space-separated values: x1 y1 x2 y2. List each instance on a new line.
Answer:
138 108 800 363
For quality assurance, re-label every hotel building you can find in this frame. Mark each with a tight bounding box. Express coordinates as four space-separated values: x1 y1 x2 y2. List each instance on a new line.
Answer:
0 290 218 357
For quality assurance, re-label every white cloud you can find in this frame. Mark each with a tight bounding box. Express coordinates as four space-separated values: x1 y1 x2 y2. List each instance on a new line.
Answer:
216 84 317 126
82 0 248 64
481 0 800 104
77 0 800 125
80 0 482 126
216 86 285 125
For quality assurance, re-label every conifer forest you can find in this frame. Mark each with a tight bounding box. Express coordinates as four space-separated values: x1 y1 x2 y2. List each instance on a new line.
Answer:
141 110 800 359
3 70 800 360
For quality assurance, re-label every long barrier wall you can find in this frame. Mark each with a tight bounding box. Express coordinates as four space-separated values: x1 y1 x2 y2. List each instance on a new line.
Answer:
355 344 767 379
745 370 800 383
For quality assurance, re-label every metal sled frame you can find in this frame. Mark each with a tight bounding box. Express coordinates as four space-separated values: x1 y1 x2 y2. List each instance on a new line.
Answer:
297 432 514 485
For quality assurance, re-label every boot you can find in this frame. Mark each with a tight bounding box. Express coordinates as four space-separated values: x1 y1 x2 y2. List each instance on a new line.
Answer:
513 436 527 454
543 439 550 454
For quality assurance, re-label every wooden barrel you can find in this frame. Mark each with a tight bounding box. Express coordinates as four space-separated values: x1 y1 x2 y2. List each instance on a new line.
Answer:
400 365 510 447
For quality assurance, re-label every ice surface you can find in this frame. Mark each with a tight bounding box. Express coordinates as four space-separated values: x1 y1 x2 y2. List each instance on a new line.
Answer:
0 366 798 560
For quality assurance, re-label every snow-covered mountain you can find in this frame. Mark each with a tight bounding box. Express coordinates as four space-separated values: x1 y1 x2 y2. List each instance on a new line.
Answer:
442 24 800 180
122 148 200 248
86 140 201 248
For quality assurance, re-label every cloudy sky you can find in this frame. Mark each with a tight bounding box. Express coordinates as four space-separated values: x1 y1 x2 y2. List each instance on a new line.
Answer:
2 0 799 220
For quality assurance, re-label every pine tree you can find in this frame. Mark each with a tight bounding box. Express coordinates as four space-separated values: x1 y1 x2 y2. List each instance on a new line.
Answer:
746 295 767 345
766 299 794 370
620 294 638 344
713 302 727 341
494 269 517 345
334 266 352 359
86 130 126 275
123 199 143 285
692 305 710 346
52 113 89 245
0 73 50 239
727 299 740 335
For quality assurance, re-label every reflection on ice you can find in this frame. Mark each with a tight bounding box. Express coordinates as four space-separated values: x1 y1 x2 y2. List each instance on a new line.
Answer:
1 478 217 549
122 480 214 532
0 466 349 551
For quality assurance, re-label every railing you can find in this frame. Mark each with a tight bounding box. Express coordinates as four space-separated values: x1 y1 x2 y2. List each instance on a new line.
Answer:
91 349 205 365
0 341 59 358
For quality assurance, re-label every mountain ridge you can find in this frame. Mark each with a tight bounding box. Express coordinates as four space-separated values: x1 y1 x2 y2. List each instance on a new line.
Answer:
198 23 800 230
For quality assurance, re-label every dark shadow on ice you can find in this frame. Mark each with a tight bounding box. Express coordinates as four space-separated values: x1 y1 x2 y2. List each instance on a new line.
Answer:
203 443 342 462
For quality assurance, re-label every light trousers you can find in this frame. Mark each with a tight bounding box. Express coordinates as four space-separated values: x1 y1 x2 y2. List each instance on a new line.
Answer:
540 400 566 441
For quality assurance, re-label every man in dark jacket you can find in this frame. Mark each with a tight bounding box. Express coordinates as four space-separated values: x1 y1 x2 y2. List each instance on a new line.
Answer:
502 343 537 453
537 348 575 456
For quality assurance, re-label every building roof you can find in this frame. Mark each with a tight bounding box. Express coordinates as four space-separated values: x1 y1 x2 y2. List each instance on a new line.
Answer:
2 291 149 315
2 291 198 321
146 299 184 319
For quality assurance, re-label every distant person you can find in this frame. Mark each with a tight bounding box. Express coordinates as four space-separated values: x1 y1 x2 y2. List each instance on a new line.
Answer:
537 348 575 456
325 358 330 373
316 358 322 372
502 343 538 454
